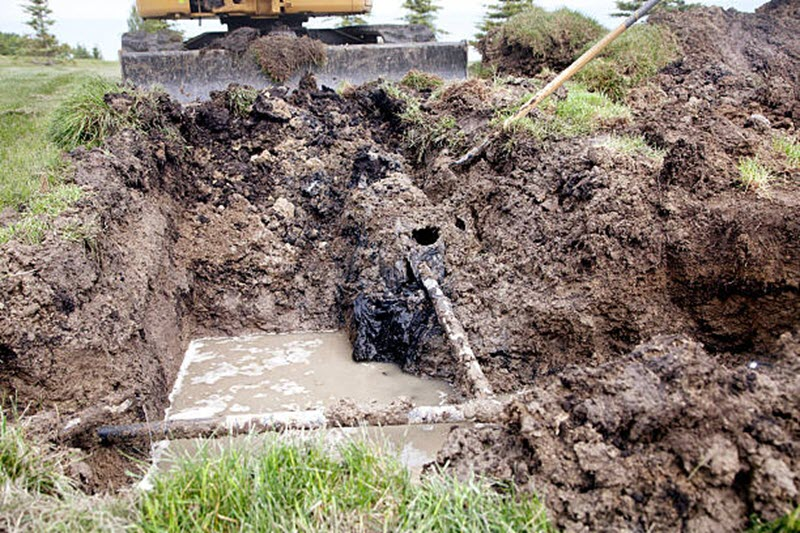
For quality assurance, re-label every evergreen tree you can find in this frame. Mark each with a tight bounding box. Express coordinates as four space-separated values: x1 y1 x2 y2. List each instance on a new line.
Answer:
22 0 57 56
402 0 441 33
127 4 172 33
72 43 92 59
476 0 534 41
91 45 102 60
612 0 697 17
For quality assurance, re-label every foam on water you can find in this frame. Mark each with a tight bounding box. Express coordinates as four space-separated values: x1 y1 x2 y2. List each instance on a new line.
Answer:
168 331 454 420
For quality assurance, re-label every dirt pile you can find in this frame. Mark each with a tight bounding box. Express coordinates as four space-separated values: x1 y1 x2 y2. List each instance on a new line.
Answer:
757 0 800 18
425 5 799 529
435 333 800 531
478 8 605 77
249 33 327 83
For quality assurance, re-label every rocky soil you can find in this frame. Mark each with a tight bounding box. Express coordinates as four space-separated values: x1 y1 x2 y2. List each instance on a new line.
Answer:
1 1 798 528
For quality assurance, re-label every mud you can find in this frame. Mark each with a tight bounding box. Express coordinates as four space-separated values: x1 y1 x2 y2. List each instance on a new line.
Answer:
168 331 455 420
434 334 800 531
0 1 798 528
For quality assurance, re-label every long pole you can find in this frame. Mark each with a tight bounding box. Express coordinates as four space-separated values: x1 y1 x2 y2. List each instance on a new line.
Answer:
96 398 511 444
452 0 663 169
415 261 494 399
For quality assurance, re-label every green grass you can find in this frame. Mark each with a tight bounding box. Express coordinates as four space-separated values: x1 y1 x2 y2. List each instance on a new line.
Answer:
774 134 800 168
0 183 86 246
400 70 445 92
1 416 552 532
501 7 604 60
501 83 631 140
0 56 117 211
469 61 497 80
224 84 259 118
384 82 465 163
575 24 681 101
600 134 666 161
737 157 775 192
0 410 69 496
48 76 132 151
0 410 133 532
140 437 551 532
748 506 800 533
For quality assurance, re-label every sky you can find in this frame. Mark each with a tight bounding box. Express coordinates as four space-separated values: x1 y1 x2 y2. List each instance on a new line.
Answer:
0 0 766 61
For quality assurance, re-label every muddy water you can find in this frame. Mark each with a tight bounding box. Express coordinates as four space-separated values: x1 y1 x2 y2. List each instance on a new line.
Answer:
155 331 461 477
168 331 454 419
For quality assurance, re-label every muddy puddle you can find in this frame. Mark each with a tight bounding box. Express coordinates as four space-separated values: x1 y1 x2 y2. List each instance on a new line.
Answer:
151 331 463 479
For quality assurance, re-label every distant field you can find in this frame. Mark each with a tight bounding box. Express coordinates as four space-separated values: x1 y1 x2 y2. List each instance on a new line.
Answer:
0 57 119 212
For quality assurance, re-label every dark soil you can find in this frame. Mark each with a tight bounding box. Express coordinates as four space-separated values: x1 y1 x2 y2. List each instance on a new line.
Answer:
0 1 798 528
434 333 799 531
207 27 260 53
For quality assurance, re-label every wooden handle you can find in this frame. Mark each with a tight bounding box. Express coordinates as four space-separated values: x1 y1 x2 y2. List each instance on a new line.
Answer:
503 0 663 129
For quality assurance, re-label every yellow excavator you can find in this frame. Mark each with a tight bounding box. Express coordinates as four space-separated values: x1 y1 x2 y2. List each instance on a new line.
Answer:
121 0 468 101
135 0 375 26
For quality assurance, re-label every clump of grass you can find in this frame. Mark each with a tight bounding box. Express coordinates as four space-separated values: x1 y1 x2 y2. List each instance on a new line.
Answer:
773 134 800 168
48 76 133 151
398 473 550 531
480 7 604 76
383 82 464 163
468 60 497 80
404 113 464 163
139 437 551 532
0 184 84 246
576 24 681 101
501 83 631 141
224 84 259 117
249 34 327 84
601 134 666 161
0 409 133 531
0 216 48 245
502 7 604 64
737 157 774 192
0 410 69 495
748 506 800 533
400 70 445 92
27 183 82 216
61 220 97 243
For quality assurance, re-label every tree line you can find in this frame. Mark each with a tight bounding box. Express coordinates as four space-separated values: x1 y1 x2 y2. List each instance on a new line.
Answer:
402 0 697 39
4 0 699 61
1 0 102 59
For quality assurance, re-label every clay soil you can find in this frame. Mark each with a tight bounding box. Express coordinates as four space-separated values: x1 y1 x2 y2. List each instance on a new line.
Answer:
1 1 798 530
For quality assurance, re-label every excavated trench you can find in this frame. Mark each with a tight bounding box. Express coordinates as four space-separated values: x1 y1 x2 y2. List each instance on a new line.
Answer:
1 3 799 530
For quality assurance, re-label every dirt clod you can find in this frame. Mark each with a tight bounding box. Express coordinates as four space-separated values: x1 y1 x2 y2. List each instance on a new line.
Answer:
249 33 327 84
434 334 800 531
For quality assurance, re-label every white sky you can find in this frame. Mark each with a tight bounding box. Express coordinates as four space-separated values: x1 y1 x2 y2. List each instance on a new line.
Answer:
0 0 766 60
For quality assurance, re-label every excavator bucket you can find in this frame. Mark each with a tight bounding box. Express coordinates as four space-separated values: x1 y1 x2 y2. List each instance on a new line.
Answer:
120 26 468 102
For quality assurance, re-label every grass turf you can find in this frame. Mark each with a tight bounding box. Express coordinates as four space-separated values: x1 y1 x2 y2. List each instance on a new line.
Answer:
1 413 553 532
0 56 118 211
